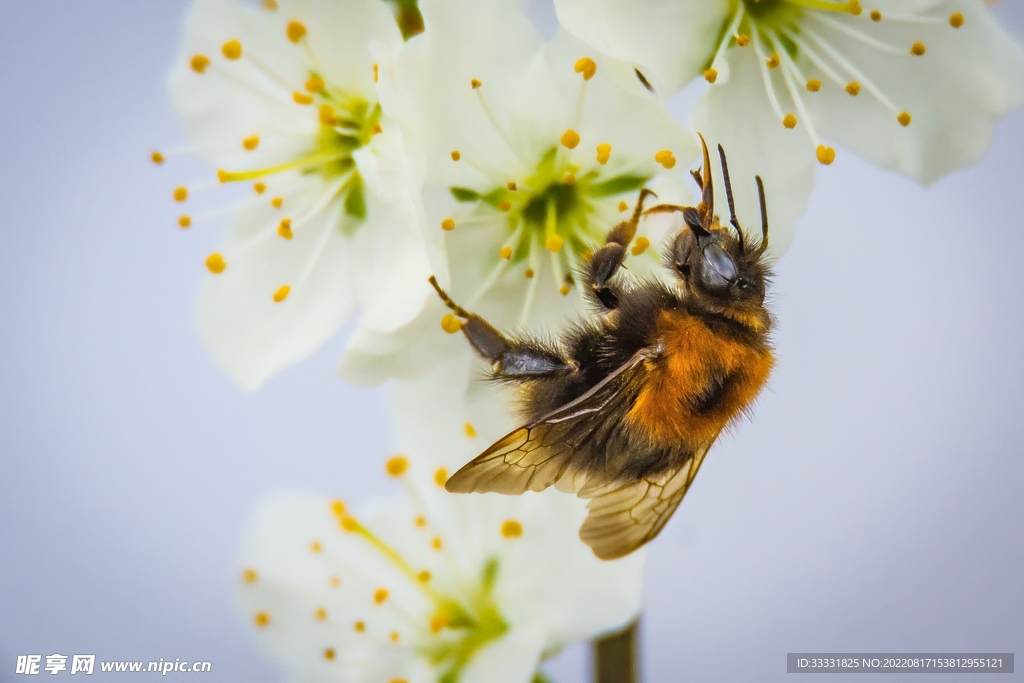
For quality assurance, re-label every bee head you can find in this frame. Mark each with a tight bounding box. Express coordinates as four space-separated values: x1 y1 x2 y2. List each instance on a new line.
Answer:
646 138 771 320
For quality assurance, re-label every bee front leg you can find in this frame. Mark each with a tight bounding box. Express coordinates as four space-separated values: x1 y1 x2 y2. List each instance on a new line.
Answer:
585 188 655 311
429 276 572 378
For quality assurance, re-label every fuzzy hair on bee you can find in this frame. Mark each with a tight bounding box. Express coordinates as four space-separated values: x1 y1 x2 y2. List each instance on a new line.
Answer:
430 136 775 560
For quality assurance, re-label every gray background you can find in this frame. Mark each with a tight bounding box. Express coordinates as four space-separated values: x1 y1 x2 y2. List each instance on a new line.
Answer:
1 1 1022 681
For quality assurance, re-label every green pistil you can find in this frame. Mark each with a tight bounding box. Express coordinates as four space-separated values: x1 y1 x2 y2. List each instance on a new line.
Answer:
450 146 648 264
217 74 381 222
426 558 510 683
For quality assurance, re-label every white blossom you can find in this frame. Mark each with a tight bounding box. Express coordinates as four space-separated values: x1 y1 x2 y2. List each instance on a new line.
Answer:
339 0 696 386
165 0 431 390
237 461 646 682
554 0 1024 248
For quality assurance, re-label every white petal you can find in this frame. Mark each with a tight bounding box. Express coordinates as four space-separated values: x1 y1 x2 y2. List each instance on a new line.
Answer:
553 0 727 94
460 625 548 683
196 182 355 391
692 52 817 259
804 0 1024 184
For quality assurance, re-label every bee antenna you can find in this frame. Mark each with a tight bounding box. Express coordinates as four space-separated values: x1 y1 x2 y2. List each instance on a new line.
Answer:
755 176 769 255
642 204 711 238
697 134 714 234
428 275 470 319
717 144 745 253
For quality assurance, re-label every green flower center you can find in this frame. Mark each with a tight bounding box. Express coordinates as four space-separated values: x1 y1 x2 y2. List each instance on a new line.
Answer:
450 145 648 282
217 73 381 222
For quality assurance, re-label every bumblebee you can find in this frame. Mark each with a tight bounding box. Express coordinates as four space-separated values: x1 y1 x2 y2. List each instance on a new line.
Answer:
431 138 775 560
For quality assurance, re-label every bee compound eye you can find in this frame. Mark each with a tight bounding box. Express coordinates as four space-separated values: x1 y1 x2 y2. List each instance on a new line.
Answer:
702 244 738 283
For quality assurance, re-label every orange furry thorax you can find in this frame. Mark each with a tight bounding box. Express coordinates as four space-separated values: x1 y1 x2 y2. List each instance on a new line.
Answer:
626 309 773 446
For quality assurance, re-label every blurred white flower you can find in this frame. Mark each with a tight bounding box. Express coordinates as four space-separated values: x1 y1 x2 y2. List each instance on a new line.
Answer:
164 0 431 390
237 460 646 683
554 0 1024 247
339 0 696 386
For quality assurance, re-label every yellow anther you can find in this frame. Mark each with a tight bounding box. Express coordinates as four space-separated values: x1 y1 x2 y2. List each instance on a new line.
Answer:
574 57 597 80
845 81 861 96
316 607 327 621
151 151 165 165
464 422 477 437
431 536 443 550
766 53 780 69
374 588 389 605
870 10 882 21
415 516 426 528
545 234 564 252
305 75 324 93
354 620 365 633
631 236 651 256
386 455 409 477
286 20 307 43
329 576 341 587
783 113 797 128
898 111 912 127
430 613 448 633
470 78 482 89
293 92 314 105
806 79 822 92
441 217 455 231
434 468 448 487
271 197 283 208
500 246 512 260
507 181 517 191
618 201 628 212
450 150 461 161
323 648 335 661
339 515 359 532
849 0 862 15
277 219 293 240
499 199 512 211
242 135 260 150
390 679 408 683
190 55 210 73
564 173 575 185
319 104 336 125
596 143 611 165
242 568 258 583
559 284 571 296
254 612 270 628
310 540 322 553
262 0 277 9
703 68 718 84
560 129 581 149
373 63 379 82
374 123 384 135
524 268 535 279
253 182 266 194
816 145 836 165
205 253 226 274
910 42 926 56
501 520 523 538
331 499 346 516
221 40 242 60
736 34 751 47
654 149 676 169
441 314 463 334
173 186 188 202
389 631 400 642
272 285 290 302
949 12 964 28
178 215 191 229
217 169 228 183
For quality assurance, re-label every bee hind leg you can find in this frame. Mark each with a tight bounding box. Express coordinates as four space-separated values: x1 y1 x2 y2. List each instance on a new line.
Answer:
428 276 572 378
585 188 656 311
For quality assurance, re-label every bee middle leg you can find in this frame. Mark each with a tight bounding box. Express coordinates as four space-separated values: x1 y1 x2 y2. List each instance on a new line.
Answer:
585 188 655 311
428 276 573 378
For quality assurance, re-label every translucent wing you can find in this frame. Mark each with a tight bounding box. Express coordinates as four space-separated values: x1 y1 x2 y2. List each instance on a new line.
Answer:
578 442 711 560
444 347 656 496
